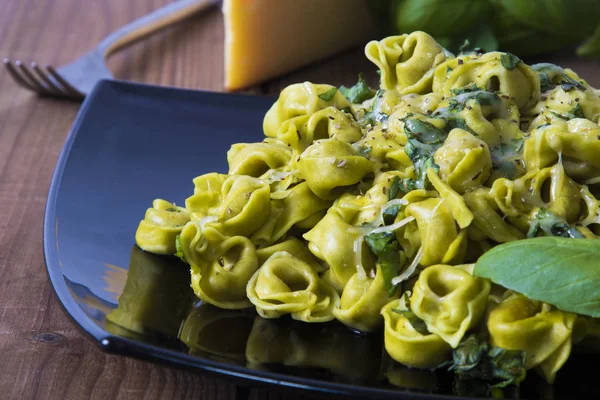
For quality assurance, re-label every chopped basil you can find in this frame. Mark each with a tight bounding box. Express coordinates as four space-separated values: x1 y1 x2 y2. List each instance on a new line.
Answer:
318 87 338 101
388 176 401 200
559 73 586 92
570 102 585 118
490 138 524 179
357 145 372 157
382 204 401 224
449 334 527 389
364 231 403 296
360 89 389 127
500 53 521 70
339 73 376 104
527 208 585 239
391 293 429 335
451 82 480 95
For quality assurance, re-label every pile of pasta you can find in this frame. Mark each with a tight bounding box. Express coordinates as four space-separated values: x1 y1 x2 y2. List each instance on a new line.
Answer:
135 32 600 385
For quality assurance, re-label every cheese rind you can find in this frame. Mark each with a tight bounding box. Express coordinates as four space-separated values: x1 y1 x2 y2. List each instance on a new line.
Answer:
223 0 377 90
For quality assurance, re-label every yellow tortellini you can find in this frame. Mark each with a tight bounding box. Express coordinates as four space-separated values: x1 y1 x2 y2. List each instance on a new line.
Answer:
381 297 452 368
298 138 375 200
333 266 399 332
366 31 448 93
488 293 577 383
263 82 352 137
433 52 539 111
134 31 600 385
246 251 340 322
135 199 190 254
410 264 490 348
180 224 259 309
434 128 492 193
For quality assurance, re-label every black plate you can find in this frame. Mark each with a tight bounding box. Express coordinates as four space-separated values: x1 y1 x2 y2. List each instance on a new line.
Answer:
44 80 597 400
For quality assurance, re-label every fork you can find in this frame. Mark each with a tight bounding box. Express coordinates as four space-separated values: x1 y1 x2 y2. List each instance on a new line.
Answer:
4 0 219 100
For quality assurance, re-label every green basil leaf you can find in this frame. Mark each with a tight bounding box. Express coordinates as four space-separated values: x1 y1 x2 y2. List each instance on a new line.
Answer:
318 87 338 101
392 308 429 335
339 73 376 104
500 53 521 70
360 89 389 127
450 334 526 388
365 231 402 296
473 237 600 317
451 82 480 95
383 204 401 224
404 119 447 145
388 176 401 200
569 102 585 118
527 208 585 238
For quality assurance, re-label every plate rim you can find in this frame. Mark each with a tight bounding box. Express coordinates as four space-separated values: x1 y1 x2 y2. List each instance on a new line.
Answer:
42 79 457 400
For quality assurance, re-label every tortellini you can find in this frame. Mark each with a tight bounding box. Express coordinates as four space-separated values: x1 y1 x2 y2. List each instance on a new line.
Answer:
263 82 352 137
333 266 398 332
382 297 452 368
181 224 259 309
410 264 490 348
366 31 448 93
134 31 600 385
246 251 340 322
135 199 190 254
488 293 577 384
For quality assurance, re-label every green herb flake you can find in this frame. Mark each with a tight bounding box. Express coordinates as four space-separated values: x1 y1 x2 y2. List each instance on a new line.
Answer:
357 145 372 157
339 73 376 104
318 87 338 101
365 231 402 296
382 204 401 225
175 235 187 263
500 53 521 70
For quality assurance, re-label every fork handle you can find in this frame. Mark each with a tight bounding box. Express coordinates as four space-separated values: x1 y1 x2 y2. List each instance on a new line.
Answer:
98 0 219 57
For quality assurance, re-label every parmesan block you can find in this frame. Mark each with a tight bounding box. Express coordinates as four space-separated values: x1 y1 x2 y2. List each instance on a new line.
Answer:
223 0 377 90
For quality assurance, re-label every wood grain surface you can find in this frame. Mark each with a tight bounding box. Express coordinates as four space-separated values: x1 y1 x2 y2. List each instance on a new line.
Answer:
0 1 599 399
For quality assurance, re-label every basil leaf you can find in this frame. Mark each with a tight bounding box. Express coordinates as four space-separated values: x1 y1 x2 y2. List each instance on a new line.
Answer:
360 89 389 127
490 138 524 180
451 82 480 95
527 208 585 239
500 53 521 70
318 87 338 101
473 237 600 317
388 176 401 200
365 231 402 296
559 73 586 92
450 334 526 389
404 119 447 145
392 308 429 335
569 102 585 118
339 73 376 104
175 235 187 264
383 204 401 225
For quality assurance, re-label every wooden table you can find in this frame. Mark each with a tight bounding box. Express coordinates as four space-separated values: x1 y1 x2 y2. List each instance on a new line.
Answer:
1 1 599 399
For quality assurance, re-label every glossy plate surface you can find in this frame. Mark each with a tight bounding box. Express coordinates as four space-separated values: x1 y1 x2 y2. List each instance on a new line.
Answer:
44 80 597 400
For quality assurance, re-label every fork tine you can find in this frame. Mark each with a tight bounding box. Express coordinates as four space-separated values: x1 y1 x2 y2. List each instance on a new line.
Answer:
15 60 54 95
31 62 69 96
4 58 41 93
46 65 84 98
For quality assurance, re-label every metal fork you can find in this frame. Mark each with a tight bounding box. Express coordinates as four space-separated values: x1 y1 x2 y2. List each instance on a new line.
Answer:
4 0 218 100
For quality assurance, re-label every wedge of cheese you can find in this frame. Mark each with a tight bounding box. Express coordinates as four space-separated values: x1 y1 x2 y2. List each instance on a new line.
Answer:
223 0 377 90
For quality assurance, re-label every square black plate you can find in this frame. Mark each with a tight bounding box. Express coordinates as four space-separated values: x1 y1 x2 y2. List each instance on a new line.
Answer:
43 80 598 400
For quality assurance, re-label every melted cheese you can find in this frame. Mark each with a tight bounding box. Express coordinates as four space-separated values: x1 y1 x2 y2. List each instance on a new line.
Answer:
223 0 377 90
